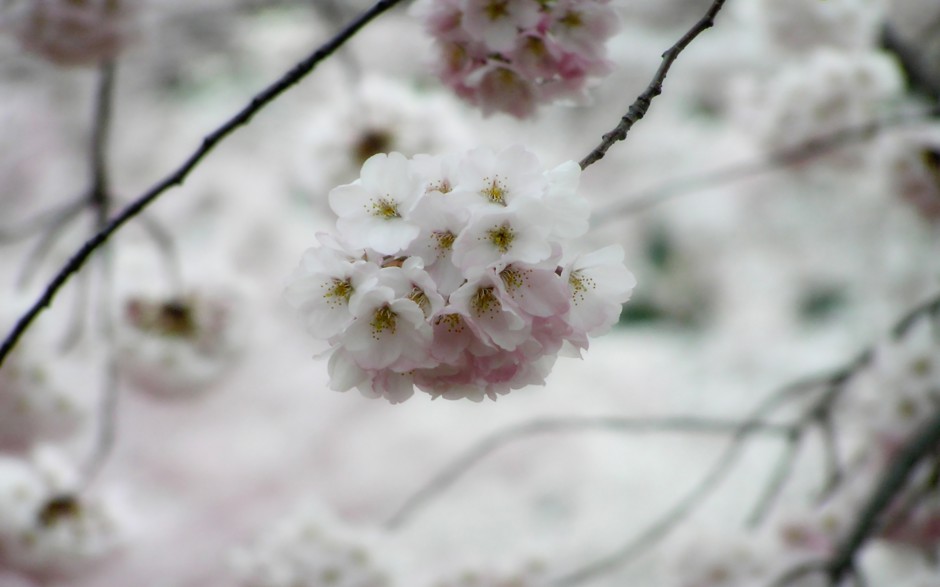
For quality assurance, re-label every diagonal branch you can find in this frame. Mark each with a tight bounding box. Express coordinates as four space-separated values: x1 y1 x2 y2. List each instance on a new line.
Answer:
0 0 405 369
579 0 728 170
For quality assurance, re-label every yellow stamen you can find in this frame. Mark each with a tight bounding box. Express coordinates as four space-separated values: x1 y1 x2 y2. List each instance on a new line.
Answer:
371 305 398 338
486 223 515 253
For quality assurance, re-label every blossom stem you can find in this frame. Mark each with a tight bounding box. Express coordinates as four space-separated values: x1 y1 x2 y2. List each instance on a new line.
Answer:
579 0 728 170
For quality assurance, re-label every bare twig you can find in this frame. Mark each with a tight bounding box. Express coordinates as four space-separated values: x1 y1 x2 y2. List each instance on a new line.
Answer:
0 0 405 369
384 415 793 530
579 0 727 169
550 381 818 587
591 105 940 224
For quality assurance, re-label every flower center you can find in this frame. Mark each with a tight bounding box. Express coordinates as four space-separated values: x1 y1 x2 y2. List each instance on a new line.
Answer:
323 278 353 309
484 0 509 21
471 286 500 317
432 230 456 255
428 178 452 194
499 265 527 293
435 313 465 333
486 222 515 253
371 197 401 219
370 305 398 338
559 10 583 28
480 176 508 205
569 271 596 305
408 286 432 317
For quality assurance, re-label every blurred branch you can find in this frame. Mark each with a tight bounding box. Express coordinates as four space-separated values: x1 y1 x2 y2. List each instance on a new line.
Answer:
592 105 940 224
384 415 794 530
579 0 727 170
550 379 821 587
770 407 940 587
0 0 405 369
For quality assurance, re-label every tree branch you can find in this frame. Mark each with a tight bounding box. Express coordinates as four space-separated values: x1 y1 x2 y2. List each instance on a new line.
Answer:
591 105 940 223
384 415 793 530
0 0 405 369
579 0 727 170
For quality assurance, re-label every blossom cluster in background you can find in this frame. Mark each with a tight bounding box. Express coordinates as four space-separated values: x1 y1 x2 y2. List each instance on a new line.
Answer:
286 145 635 402
412 0 619 118
1 0 129 66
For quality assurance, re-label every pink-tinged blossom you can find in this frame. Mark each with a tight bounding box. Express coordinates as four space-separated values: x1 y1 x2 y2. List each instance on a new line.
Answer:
562 245 636 342
287 145 634 402
448 275 530 351
451 208 552 273
343 276 434 372
329 152 424 255
493 262 569 318
412 0 620 118
283 235 377 341
462 0 541 52
451 145 547 211
547 0 619 58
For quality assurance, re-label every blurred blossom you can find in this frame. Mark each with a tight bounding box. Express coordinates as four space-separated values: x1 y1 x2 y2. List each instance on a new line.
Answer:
116 287 247 398
0 448 127 580
3 0 131 66
231 501 394 587
0 313 86 451
754 0 883 54
412 0 618 118
731 49 903 166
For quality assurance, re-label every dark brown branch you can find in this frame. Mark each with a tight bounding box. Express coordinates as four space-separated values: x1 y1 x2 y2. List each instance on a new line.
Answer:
384 415 793 530
826 408 940 583
579 0 727 170
0 0 404 369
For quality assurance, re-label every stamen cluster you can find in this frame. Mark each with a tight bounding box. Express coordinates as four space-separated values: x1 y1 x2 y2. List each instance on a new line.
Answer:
412 0 619 118
285 145 635 403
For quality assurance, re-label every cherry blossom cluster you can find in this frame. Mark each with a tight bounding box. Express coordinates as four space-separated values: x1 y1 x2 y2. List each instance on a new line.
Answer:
754 0 882 54
731 49 902 165
116 289 245 398
411 0 619 118
231 502 393 587
2 0 129 66
0 448 127 580
286 145 635 403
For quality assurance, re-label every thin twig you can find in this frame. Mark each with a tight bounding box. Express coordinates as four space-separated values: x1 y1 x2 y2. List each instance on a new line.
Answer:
549 382 816 587
579 0 727 170
746 427 803 527
0 0 405 369
0 198 86 244
591 105 940 224
384 416 793 530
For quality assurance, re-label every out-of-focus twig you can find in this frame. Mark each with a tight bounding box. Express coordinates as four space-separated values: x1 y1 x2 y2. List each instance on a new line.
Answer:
591 105 940 224
0 0 405 369
579 0 728 170
384 415 794 531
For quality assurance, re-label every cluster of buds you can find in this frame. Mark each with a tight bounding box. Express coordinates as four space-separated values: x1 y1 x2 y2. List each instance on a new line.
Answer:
412 0 619 118
286 145 634 403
